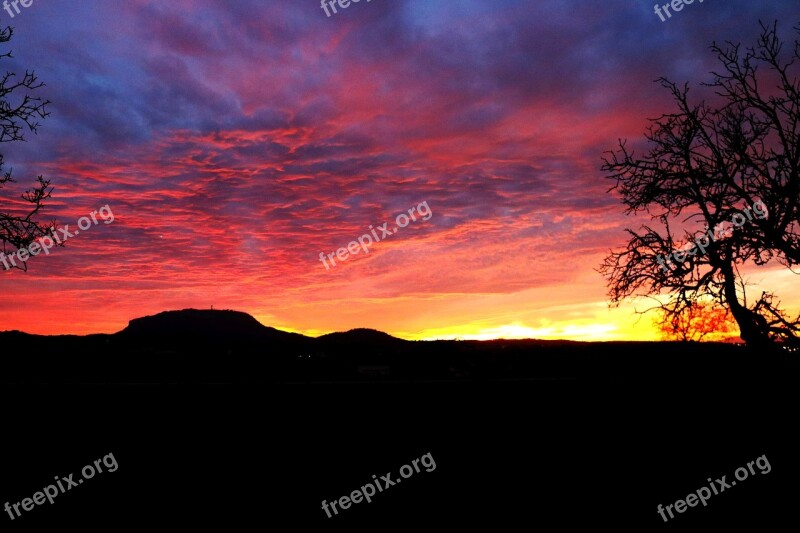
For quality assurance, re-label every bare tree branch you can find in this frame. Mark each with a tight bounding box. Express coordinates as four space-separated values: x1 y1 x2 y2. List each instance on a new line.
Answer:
0 26 57 271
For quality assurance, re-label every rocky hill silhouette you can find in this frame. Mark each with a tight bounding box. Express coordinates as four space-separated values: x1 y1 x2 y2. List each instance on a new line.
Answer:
317 328 407 346
0 308 794 385
118 309 311 344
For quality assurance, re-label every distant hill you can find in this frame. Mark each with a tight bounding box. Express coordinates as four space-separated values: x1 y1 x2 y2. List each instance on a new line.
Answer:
116 308 311 344
2 307 791 385
317 328 408 346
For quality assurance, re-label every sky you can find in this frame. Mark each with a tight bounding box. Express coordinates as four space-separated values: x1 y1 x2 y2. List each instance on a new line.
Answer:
0 0 798 340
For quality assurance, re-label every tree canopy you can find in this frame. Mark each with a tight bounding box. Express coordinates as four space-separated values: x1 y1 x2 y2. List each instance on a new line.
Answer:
600 22 800 349
0 26 55 272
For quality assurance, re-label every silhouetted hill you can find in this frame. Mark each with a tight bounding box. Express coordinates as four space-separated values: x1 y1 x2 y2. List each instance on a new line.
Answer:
116 309 311 344
1 308 796 385
317 328 407 346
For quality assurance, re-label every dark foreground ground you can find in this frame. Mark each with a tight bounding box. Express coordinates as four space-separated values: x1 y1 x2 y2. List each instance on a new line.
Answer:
1 317 797 528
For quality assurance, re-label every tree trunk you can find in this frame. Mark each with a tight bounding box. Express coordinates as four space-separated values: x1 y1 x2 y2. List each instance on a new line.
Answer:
721 262 771 348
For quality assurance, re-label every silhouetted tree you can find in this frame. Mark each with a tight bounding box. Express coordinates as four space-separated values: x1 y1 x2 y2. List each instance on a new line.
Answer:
0 26 55 271
600 22 800 350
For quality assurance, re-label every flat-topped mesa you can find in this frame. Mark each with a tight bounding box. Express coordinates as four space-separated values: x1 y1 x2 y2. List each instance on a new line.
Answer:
117 309 304 344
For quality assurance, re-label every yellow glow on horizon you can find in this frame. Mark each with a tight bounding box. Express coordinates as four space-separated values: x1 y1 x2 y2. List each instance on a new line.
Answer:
408 321 623 342
260 300 667 342
432 323 611 341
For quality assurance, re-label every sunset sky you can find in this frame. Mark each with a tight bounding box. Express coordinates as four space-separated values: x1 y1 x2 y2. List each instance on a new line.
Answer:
1 0 798 340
